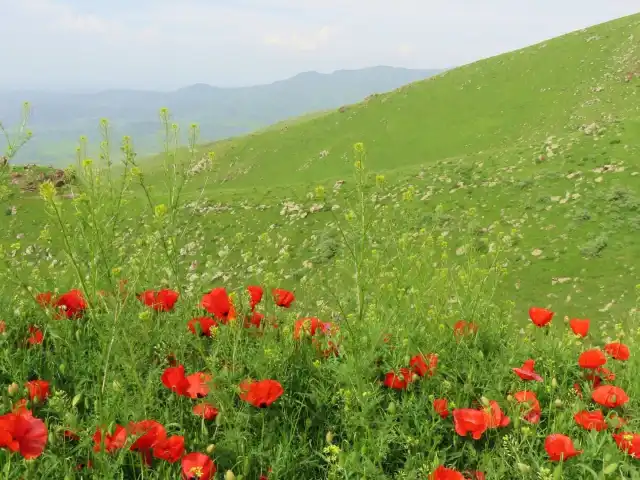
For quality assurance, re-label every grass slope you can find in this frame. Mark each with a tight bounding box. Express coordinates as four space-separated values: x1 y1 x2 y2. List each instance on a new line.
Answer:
138 12 640 319
150 13 639 189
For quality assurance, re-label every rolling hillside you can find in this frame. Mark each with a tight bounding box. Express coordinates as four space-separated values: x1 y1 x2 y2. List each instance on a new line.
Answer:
158 13 639 189
132 12 640 320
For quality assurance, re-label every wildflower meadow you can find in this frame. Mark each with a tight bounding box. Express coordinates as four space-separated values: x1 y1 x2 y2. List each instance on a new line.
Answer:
2 13 640 480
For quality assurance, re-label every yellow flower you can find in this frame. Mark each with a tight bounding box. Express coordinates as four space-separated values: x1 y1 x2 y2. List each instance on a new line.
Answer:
39 180 56 202
154 204 167 217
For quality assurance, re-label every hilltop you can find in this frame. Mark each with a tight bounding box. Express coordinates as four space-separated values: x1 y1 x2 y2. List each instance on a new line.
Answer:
0 66 441 167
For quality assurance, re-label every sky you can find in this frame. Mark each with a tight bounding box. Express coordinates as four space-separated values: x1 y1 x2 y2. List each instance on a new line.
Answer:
0 0 638 92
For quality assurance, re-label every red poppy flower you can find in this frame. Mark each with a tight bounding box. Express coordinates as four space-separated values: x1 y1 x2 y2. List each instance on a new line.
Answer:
239 379 284 408
162 365 190 396
592 385 629 408
578 349 607 369
429 465 465 480
27 326 43 346
512 359 543 381
128 420 166 452
25 380 50 403
612 432 640 458
483 401 510 429
569 318 590 337
36 292 54 307
200 288 235 323
138 289 179 312
55 289 87 318
186 372 212 399
272 288 295 308
410 353 438 377
193 402 218 421
93 424 127 453
0 409 48 459
181 452 216 480
604 342 630 361
453 320 478 338
63 429 80 442
293 317 324 339
574 410 607 431
529 307 554 327
544 434 582 461
433 398 449 418
569 318 591 337
453 409 488 440
153 435 185 463
187 317 218 337
513 390 541 424
293 318 339 356
244 310 265 328
383 368 413 390
247 285 263 309
0 320 5 334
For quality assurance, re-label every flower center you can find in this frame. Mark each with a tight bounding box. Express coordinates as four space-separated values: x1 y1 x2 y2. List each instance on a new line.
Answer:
188 466 204 478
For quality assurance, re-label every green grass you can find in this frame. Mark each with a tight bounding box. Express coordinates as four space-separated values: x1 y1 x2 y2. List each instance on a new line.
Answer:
1 12 640 480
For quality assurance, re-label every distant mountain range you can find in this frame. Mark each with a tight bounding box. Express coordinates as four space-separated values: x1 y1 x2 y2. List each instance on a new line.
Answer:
0 66 442 166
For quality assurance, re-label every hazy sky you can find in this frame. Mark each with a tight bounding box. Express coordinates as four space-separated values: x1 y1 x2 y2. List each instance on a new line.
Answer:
0 0 637 91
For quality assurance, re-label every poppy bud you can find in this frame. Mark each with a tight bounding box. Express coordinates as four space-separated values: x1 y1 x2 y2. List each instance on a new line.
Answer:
387 402 396 414
225 471 236 480
551 378 558 389
7 382 19 395
325 431 334 444
506 395 514 402
554 398 563 407
517 463 531 473
603 463 618 475
206 444 215 454
480 396 490 407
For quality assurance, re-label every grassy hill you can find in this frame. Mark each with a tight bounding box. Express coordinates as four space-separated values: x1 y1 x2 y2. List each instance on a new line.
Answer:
143 14 638 189
135 12 640 318
1 13 640 480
